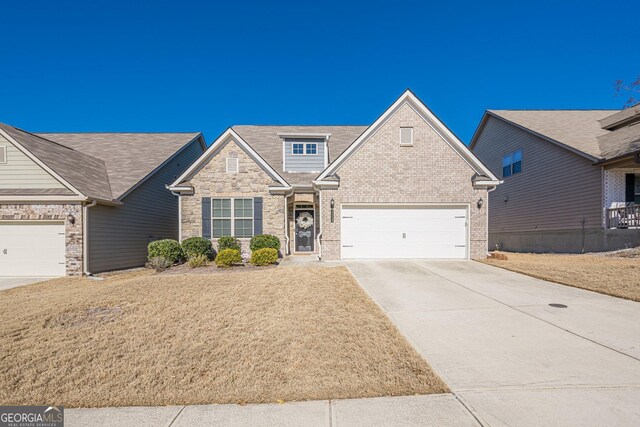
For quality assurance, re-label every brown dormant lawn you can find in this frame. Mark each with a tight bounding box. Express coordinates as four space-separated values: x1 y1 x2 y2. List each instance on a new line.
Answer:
0 266 447 408
482 252 640 302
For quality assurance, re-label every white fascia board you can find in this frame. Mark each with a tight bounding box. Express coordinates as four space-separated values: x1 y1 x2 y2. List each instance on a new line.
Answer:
473 179 502 188
0 127 85 197
268 185 293 194
167 185 194 193
0 195 87 202
317 90 500 182
170 128 290 188
277 132 332 139
312 180 339 189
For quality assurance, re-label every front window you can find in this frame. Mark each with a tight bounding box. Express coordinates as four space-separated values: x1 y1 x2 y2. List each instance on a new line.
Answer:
305 143 317 154
292 143 304 155
212 198 253 238
502 149 522 178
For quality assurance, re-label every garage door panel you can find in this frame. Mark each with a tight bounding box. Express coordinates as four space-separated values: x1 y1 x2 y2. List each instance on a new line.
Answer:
0 223 66 277
341 206 467 259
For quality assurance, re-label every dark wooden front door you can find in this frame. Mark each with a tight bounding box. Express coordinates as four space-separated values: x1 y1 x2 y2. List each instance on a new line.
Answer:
295 209 315 252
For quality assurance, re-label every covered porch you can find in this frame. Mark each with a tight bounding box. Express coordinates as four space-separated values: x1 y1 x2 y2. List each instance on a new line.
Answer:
603 165 640 229
284 191 321 256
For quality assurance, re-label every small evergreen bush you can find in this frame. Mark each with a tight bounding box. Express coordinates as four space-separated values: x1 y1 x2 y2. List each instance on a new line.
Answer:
148 239 184 264
215 249 242 267
181 237 214 259
249 234 281 252
217 236 241 252
250 248 279 266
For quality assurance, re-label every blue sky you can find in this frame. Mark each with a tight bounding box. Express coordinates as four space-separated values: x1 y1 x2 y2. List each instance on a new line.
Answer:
1 0 637 144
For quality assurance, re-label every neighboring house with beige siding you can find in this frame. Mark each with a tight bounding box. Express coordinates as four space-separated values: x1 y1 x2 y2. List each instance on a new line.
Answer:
0 124 205 276
471 105 640 253
170 90 500 260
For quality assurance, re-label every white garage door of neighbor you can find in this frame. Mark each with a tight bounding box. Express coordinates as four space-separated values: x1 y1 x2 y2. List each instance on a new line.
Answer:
341 206 467 259
0 222 66 277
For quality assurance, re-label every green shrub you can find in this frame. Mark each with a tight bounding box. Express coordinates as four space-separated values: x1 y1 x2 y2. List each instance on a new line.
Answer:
215 249 242 267
217 236 241 252
182 237 214 259
188 254 209 268
148 239 184 264
146 256 172 272
250 248 279 266
250 234 281 252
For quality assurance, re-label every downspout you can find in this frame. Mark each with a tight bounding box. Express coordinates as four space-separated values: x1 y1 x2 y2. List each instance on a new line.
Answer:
486 186 497 255
170 191 182 243
316 191 323 261
82 200 97 276
284 189 294 255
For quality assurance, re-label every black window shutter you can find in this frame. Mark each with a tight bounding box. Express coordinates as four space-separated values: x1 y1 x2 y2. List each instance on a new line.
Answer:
254 197 263 235
202 197 212 239
625 174 635 203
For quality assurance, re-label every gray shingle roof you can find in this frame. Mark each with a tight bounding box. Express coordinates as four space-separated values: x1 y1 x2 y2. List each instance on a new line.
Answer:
37 132 201 199
488 109 640 162
0 123 114 200
0 122 201 201
488 110 615 159
232 125 367 185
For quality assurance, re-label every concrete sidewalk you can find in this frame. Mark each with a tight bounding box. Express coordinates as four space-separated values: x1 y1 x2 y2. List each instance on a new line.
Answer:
347 260 640 426
66 394 480 426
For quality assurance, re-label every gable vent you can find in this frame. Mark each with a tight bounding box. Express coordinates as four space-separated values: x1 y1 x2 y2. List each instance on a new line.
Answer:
226 157 239 173
400 127 413 146
0 146 5 164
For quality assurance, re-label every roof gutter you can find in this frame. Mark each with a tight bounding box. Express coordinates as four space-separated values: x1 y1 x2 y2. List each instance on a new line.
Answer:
593 150 640 166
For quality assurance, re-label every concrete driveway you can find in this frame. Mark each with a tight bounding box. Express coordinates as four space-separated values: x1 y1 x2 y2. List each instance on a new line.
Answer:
0 277 48 291
347 260 640 426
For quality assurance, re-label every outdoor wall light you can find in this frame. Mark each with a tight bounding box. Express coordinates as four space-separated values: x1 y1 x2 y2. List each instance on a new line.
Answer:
66 214 76 224
477 198 484 209
330 198 335 223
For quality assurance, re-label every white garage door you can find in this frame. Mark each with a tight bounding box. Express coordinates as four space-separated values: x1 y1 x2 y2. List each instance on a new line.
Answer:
0 222 66 277
341 206 467 259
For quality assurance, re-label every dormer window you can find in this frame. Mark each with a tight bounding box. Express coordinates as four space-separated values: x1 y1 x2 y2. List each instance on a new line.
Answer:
305 143 317 155
292 142 317 155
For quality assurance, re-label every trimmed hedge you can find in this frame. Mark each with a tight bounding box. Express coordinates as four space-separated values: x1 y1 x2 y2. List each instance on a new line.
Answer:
182 237 214 259
148 239 184 264
250 248 279 266
215 249 242 267
218 236 241 252
249 234 281 252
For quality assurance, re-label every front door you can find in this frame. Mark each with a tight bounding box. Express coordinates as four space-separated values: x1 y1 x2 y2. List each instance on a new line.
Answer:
295 209 315 252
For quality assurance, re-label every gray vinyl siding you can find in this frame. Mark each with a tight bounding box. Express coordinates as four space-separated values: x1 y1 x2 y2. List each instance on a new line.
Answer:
473 116 602 233
283 138 325 172
0 134 66 189
87 139 204 272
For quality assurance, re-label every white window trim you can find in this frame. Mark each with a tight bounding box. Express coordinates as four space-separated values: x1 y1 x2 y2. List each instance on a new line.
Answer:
291 142 318 156
226 157 239 173
400 127 414 146
211 197 255 238
0 146 6 164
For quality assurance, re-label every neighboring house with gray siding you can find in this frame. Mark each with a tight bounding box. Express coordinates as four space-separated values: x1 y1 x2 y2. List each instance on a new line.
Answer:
471 105 640 253
0 124 205 276
170 90 500 261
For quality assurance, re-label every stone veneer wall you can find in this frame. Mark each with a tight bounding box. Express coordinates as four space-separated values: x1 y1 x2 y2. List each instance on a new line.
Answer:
0 203 83 275
319 103 489 260
181 139 285 253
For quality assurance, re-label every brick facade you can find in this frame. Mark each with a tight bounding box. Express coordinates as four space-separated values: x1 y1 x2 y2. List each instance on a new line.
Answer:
319 103 489 260
0 203 83 275
180 139 286 253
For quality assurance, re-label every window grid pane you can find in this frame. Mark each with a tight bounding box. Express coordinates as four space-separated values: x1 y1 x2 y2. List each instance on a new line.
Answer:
234 219 253 238
213 198 232 218
213 219 232 238
306 143 317 154
293 143 304 154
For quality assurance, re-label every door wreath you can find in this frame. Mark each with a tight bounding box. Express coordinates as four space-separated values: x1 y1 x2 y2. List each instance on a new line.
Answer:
296 212 313 230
